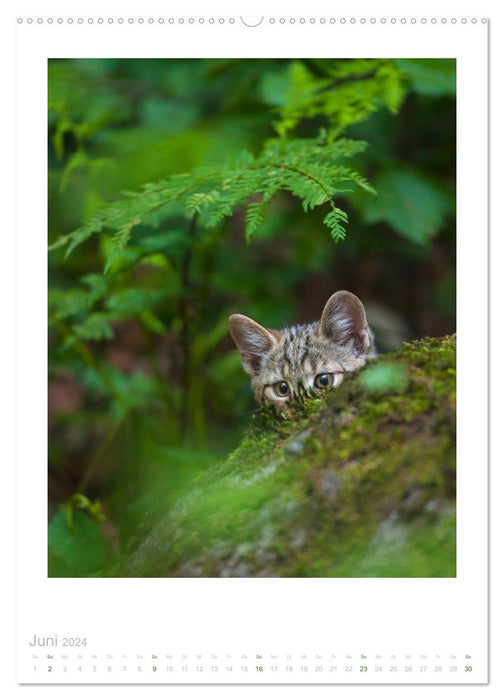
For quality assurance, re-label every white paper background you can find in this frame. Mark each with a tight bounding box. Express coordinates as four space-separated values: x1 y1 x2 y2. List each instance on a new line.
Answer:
3 0 502 698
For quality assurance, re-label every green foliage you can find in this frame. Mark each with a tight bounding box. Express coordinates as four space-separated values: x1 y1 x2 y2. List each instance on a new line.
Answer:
50 135 375 260
267 59 407 137
397 58 456 97
353 167 453 245
49 509 112 577
47 59 399 462
360 361 409 394
47 59 456 577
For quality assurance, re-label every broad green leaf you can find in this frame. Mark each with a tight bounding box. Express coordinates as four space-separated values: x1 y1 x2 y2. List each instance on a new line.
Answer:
398 58 456 97
360 362 409 394
48 509 111 576
356 168 453 244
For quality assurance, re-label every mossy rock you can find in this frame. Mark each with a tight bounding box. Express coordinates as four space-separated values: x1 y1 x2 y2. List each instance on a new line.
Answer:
114 335 456 578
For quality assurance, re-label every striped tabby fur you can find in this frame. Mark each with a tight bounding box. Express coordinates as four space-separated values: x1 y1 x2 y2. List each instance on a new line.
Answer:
229 291 376 413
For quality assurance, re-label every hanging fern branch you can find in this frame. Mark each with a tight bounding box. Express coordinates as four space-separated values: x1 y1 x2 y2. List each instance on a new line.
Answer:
244 191 276 243
48 59 403 270
49 134 376 272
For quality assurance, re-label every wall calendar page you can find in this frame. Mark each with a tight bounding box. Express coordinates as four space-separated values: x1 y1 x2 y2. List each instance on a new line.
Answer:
12 0 493 694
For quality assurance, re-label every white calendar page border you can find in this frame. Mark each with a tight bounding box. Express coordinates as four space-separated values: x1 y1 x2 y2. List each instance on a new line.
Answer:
13 2 489 688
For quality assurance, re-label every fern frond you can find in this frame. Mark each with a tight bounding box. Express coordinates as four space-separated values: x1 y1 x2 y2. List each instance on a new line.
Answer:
323 207 349 241
50 132 376 266
275 59 407 138
244 191 275 242
186 190 221 215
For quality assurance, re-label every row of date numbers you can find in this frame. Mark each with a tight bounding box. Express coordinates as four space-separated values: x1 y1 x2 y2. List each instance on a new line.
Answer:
35 664 474 673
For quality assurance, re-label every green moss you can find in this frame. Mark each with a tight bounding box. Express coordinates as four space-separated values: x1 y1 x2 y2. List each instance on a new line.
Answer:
113 335 456 577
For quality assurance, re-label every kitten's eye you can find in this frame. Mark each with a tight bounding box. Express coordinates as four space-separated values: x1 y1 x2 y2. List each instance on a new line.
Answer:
314 373 334 390
273 381 290 397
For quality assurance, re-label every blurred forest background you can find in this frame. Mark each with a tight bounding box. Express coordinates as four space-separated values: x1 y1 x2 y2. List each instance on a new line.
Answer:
48 58 455 576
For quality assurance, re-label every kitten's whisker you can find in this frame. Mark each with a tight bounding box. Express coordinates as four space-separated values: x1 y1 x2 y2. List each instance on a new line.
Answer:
241 407 262 417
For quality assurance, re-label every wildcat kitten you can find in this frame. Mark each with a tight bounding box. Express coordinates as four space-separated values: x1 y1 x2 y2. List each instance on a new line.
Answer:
229 291 376 413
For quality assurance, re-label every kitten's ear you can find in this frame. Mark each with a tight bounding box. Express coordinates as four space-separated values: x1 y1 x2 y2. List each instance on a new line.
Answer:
229 314 280 376
318 291 374 353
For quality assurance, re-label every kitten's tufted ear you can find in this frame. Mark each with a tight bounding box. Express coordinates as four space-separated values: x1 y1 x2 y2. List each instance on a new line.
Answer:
318 291 375 354
229 314 280 376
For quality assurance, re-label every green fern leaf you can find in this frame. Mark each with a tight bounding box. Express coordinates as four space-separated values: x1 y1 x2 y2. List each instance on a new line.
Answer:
245 192 275 242
323 208 349 241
